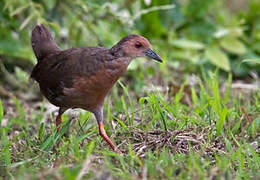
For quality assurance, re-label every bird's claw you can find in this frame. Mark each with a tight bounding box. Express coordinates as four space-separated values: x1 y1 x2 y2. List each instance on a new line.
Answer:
114 148 124 155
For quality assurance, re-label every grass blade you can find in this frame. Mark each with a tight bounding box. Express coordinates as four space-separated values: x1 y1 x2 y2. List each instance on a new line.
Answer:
2 129 11 166
0 99 3 126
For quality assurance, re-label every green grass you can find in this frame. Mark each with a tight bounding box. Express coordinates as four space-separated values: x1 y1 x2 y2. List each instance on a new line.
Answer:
0 74 259 180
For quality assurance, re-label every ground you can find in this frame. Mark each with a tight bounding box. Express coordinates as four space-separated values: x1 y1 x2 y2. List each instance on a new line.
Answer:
0 73 259 179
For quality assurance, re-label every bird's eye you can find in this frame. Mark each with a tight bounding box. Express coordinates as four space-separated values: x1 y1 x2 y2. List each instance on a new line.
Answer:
135 42 142 48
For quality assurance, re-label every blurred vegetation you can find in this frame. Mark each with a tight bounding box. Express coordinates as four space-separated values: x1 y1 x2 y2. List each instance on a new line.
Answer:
0 0 260 89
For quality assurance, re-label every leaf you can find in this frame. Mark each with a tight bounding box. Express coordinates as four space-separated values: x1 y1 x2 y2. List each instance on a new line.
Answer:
171 49 199 63
225 138 233 153
216 107 228 136
242 59 260 65
38 122 45 142
151 93 167 131
85 141 95 158
40 134 54 151
191 87 198 106
214 27 243 38
171 39 205 50
220 37 247 55
2 129 11 166
205 46 231 71
10 156 39 168
114 117 128 131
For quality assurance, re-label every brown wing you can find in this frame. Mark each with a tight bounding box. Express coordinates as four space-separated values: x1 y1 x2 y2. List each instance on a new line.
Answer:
31 46 113 108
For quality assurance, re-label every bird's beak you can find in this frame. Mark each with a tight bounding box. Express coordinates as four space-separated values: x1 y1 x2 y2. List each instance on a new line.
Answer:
144 49 163 62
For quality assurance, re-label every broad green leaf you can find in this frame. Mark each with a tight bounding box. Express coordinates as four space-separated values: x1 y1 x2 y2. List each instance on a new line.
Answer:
252 42 260 53
242 59 260 65
171 39 205 50
172 49 199 63
214 27 243 38
220 37 247 55
205 46 231 71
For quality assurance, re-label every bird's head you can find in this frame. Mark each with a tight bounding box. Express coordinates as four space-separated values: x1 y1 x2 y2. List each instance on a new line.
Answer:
112 34 163 62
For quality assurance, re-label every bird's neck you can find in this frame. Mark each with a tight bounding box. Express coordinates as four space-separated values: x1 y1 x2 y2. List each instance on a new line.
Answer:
110 45 124 57
109 44 133 77
102 56 132 88
110 42 135 59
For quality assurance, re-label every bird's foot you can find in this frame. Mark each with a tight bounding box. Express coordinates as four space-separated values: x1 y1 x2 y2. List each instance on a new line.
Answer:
114 148 124 155
98 122 124 155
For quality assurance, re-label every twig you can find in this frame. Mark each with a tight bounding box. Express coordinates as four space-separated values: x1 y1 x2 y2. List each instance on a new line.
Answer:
232 83 259 90
241 106 253 123
131 4 176 21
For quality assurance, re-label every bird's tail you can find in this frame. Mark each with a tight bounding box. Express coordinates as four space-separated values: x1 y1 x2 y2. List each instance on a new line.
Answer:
31 24 61 61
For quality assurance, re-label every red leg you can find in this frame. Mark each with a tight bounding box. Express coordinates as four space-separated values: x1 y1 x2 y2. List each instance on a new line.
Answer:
98 122 122 154
54 108 67 149
53 112 62 149
56 113 62 132
56 108 67 133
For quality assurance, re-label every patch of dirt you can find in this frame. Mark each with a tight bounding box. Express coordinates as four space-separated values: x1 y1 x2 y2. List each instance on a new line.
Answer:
124 128 226 157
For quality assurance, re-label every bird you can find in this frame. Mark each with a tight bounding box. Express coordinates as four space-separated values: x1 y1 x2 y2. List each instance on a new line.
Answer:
30 24 162 154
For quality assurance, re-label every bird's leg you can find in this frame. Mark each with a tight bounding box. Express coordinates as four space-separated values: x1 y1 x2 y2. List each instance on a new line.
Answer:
94 107 122 154
54 108 67 149
56 113 62 132
56 108 67 132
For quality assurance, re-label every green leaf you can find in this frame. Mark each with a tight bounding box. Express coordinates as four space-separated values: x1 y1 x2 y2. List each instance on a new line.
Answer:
114 117 128 131
10 156 39 168
171 39 205 50
205 46 231 71
73 136 80 159
38 122 45 142
216 107 228 136
151 93 167 131
242 59 260 65
85 140 95 158
2 129 11 166
40 134 54 151
191 86 198 106
220 37 247 55
171 49 199 63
